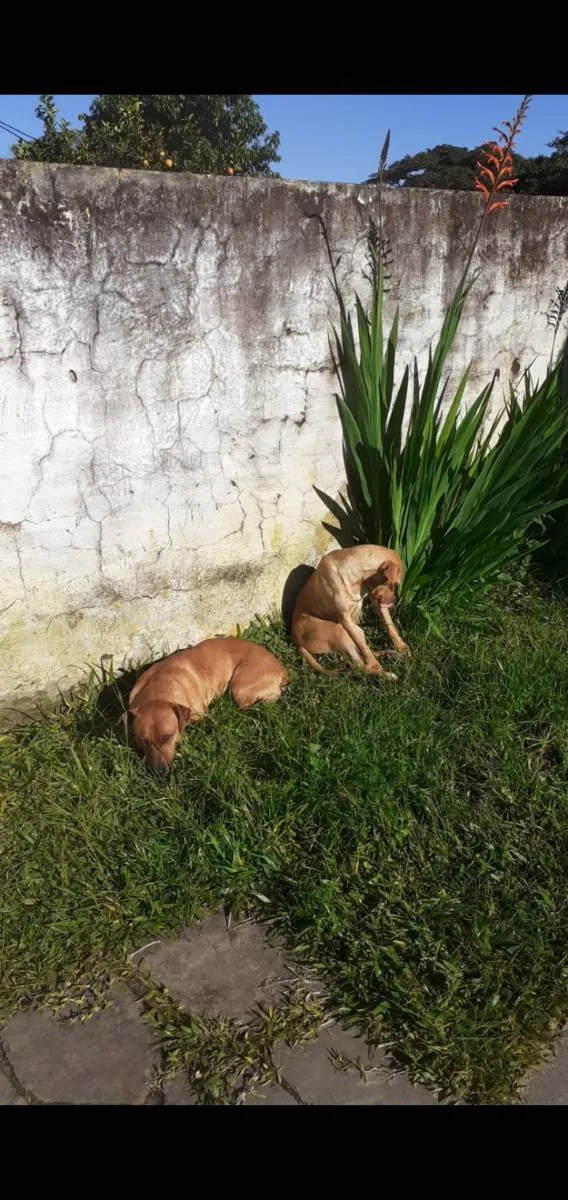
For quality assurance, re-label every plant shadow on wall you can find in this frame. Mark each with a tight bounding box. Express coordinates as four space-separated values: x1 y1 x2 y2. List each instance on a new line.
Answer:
531 294 568 588
309 97 568 611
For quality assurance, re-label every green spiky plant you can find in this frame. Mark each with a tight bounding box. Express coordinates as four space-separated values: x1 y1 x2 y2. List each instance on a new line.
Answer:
525 284 568 585
316 97 568 605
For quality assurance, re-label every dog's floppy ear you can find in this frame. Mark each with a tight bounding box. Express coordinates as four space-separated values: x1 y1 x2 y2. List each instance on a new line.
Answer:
172 704 190 732
368 557 403 591
365 565 388 592
386 557 404 586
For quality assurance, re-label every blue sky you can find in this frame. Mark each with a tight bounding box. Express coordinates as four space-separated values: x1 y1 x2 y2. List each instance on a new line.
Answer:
1 94 566 183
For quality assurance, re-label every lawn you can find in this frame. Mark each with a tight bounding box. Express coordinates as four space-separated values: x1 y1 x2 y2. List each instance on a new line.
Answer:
1 580 568 1103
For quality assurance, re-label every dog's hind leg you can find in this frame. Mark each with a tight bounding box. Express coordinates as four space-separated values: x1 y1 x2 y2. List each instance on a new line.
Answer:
298 618 396 679
295 617 361 675
231 664 288 709
299 647 338 675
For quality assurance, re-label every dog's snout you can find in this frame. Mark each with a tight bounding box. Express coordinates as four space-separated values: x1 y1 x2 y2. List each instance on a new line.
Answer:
153 760 169 778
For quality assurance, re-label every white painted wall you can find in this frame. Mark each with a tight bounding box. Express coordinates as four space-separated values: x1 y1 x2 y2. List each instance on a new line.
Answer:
1 162 566 721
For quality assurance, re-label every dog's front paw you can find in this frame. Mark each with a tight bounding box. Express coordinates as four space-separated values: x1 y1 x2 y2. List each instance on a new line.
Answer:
397 642 411 657
384 670 398 682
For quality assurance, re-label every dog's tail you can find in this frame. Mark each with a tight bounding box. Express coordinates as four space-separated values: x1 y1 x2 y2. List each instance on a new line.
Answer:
299 647 341 677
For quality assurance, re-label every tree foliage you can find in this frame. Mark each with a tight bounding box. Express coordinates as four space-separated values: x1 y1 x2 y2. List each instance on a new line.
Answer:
13 95 281 176
366 131 568 196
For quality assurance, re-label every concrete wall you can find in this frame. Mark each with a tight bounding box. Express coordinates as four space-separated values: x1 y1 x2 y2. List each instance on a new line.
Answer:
1 160 567 722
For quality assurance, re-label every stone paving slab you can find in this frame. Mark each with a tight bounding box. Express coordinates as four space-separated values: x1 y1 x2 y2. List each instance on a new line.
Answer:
163 1074 197 1105
0 1067 16 1104
133 913 296 1023
521 1028 568 1105
2 911 568 1105
0 1065 27 1105
1 982 158 1105
243 1081 299 1105
265 1023 438 1106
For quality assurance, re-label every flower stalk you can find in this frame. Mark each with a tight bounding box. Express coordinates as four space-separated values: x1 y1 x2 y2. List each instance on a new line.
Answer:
458 95 533 294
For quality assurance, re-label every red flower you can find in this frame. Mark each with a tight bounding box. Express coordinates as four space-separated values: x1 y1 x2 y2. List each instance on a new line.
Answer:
474 97 531 218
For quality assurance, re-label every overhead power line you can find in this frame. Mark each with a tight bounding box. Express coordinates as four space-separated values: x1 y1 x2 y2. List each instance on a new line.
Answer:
0 118 35 142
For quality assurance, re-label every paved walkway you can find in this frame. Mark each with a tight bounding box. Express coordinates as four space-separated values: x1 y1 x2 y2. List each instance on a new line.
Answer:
1 913 566 1105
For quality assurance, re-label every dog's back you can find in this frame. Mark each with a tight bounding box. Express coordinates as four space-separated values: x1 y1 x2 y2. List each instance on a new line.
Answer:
290 545 406 676
291 548 360 631
130 638 287 714
292 545 403 624
127 637 289 774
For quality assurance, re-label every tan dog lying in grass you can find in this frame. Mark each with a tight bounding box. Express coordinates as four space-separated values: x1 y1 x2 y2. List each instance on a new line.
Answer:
127 637 289 775
291 545 410 680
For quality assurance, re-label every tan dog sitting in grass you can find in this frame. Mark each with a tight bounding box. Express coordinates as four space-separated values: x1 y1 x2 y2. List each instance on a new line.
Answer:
291 545 410 680
127 638 289 775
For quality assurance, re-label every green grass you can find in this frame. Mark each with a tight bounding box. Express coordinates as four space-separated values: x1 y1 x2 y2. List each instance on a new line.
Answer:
132 970 328 1105
1 582 568 1102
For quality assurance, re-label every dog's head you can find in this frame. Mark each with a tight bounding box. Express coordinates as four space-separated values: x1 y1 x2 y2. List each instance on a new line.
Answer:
124 700 190 775
366 553 405 611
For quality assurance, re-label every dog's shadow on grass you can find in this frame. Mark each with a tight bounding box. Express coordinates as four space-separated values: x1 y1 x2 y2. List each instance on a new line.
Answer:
77 650 178 741
82 566 315 741
79 587 312 746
